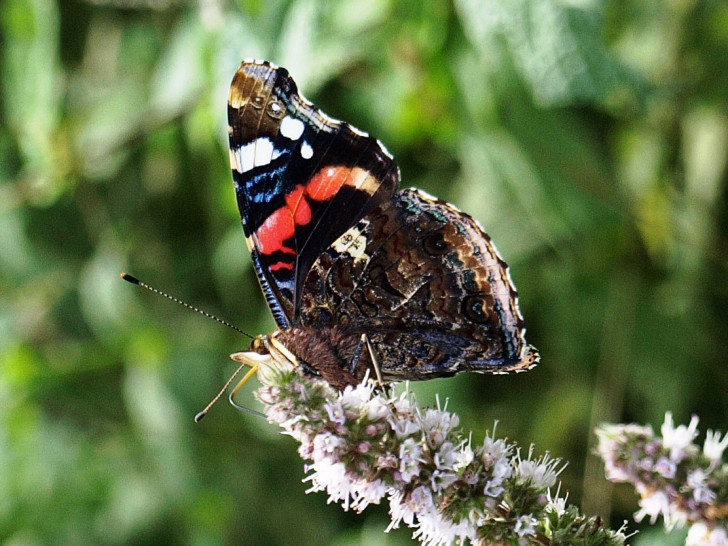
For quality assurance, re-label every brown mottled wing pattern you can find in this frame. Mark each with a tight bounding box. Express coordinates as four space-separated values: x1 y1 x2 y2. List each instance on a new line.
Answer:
298 188 539 380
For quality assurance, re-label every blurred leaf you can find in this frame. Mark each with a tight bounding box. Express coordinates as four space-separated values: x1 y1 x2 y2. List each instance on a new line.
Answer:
150 13 208 120
456 0 645 110
1 0 65 202
1 0 727 543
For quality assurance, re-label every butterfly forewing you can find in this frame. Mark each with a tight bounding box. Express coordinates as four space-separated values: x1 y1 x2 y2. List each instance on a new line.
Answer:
228 61 399 328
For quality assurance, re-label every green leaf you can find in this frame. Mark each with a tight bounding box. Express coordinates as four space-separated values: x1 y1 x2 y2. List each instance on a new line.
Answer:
1 0 64 200
455 0 645 110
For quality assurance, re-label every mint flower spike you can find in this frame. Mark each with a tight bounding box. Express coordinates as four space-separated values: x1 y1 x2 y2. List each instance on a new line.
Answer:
253 359 627 545
596 413 728 546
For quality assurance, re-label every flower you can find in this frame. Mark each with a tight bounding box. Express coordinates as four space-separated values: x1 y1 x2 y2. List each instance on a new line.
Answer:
323 401 346 424
661 412 700 462
687 521 728 546
704 430 728 462
421 407 459 449
687 469 716 505
546 488 568 517
634 490 671 525
304 460 354 508
514 449 564 490
399 437 425 482
597 412 728 543
253 360 628 545
514 514 538 538
654 456 677 479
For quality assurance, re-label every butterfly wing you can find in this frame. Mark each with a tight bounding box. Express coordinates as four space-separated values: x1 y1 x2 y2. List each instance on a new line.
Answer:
228 61 399 328
298 188 539 380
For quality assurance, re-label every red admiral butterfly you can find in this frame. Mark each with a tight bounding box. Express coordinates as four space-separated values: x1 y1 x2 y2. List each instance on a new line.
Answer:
228 60 538 390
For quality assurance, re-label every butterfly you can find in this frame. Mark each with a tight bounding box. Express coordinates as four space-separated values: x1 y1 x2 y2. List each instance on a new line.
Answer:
227 60 538 390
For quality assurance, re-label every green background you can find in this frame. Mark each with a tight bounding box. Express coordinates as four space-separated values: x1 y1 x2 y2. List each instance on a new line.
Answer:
2 0 726 544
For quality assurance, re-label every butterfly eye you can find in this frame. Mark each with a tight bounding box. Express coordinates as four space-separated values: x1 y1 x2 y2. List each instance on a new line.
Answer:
251 95 265 109
251 336 267 354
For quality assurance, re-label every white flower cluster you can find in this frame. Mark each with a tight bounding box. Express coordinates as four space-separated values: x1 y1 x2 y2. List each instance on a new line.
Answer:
596 412 728 545
255 361 627 545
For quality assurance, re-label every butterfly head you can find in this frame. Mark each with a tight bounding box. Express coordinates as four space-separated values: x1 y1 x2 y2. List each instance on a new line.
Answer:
245 331 302 369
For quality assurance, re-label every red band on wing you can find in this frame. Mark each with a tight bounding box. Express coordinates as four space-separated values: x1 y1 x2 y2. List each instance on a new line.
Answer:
306 166 353 201
256 207 296 256
285 185 312 226
256 184 312 257
255 166 375 259
269 261 294 272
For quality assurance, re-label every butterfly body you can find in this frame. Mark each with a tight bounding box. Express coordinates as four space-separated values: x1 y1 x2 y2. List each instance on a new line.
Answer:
228 60 538 389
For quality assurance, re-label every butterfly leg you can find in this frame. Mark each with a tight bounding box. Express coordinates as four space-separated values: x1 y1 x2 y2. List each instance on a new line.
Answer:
346 334 385 389
363 334 385 389
347 335 367 375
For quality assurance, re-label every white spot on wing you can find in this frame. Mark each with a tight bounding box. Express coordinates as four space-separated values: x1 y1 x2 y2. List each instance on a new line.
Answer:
300 141 313 159
254 138 274 168
280 116 304 140
346 122 369 138
229 148 241 172
235 137 275 173
236 142 255 173
332 225 369 266
376 138 395 160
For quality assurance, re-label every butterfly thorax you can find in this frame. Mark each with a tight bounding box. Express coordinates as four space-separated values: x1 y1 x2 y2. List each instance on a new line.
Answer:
254 328 370 391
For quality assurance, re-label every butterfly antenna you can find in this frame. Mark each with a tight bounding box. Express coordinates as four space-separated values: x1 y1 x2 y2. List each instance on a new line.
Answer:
120 272 253 339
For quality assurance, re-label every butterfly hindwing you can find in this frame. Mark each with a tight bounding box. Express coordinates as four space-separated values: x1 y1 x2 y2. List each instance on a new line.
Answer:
298 188 539 380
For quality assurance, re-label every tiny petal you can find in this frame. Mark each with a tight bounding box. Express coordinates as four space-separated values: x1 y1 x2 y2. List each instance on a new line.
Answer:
661 412 700 462
399 438 425 483
635 490 670 525
312 432 343 460
422 408 459 449
514 514 538 537
366 397 391 421
515 450 564 490
686 521 728 546
454 443 474 472
351 479 387 512
546 489 568 517
687 469 716 505
704 429 728 462
654 456 677 479
324 401 346 424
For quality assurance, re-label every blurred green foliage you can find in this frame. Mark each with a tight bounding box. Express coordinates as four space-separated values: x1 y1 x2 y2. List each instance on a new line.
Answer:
1 0 726 544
